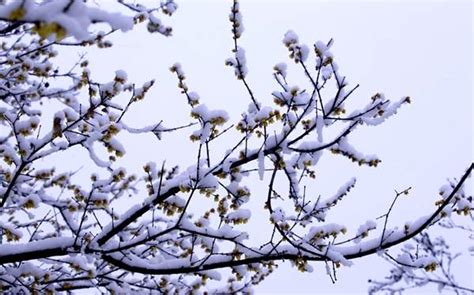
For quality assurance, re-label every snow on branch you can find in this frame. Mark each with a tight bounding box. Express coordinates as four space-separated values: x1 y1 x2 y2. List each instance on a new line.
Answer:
0 0 471 293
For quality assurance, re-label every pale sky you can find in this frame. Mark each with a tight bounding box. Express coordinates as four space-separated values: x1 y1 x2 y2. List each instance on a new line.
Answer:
54 0 472 293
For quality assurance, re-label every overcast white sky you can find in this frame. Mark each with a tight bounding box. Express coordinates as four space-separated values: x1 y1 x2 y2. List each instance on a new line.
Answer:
55 0 473 293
